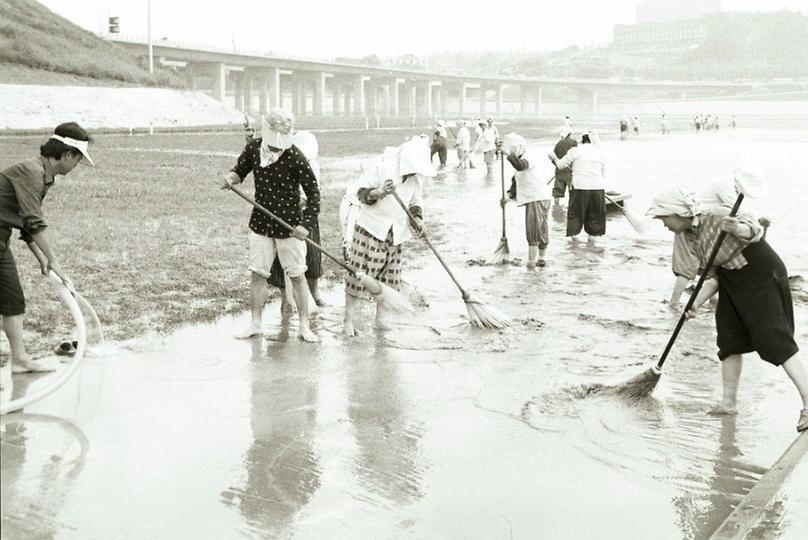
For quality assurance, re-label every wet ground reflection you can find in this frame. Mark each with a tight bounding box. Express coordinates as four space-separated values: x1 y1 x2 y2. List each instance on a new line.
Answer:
2 128 808 537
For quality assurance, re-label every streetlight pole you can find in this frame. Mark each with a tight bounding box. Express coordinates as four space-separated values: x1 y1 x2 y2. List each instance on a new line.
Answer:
147 0 153 74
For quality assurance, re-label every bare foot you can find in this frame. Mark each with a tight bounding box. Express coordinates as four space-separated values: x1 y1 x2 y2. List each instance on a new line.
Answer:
299 327 320 343
708 403 738 415
12 357 59 373
235 324 262 339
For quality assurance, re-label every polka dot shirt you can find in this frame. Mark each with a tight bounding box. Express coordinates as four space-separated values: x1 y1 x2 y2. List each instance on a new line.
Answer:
231 139 320 238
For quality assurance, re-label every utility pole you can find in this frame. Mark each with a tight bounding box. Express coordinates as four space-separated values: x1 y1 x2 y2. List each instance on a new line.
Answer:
147 0 154 74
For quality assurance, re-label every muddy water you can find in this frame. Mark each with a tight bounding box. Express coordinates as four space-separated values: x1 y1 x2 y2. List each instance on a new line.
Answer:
2 128 808 539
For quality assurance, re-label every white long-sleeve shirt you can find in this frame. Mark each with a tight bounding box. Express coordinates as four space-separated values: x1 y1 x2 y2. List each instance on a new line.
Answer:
354 159 423 246
555 144 606 190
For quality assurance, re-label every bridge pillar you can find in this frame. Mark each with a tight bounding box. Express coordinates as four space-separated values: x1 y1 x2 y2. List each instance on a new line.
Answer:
520 85 527 115
440 85 448 117
233 72 245 112
212 62 226 102
243 75 254 114
479 86 487 117
313 72 327 115
409 84 417 118
536 85 543 114
343 85 352 115
268 67 280 109
332 82 341 115
458 83 466 117
355 74 366 116
390 79 402 118
293 79 305 116
258 75 268 116
495 84 504 116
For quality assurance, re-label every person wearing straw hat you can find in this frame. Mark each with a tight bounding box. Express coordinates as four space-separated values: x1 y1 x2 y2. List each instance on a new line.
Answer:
646 168 808 431
343 137 436 336
0 122 94 400
550 130 607 245
500 133 552 268
220 108 320 342
549 125 577 206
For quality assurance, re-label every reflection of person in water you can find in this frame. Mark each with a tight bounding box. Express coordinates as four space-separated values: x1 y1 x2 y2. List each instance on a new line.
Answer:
672 415 765 539
345 338 424 504
221 322 322 536
0 413 89 538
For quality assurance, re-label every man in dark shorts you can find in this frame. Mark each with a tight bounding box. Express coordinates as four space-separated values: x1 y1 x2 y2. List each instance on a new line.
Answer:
1 122 93 401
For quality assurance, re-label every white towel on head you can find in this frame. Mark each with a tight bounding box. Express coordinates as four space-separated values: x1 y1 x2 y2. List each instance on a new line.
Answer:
646 185 702 217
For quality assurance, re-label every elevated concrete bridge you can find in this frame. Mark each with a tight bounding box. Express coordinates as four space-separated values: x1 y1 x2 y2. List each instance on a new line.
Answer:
110 35 754 119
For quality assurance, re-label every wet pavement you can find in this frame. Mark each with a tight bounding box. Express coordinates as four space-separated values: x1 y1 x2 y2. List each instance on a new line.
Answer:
3 128 808 538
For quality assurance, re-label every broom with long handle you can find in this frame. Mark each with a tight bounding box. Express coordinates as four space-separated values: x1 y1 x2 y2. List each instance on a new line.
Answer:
222 180 413 314
493 151 510 263
390 190 510 329
604 194 650 235
613 171 766 399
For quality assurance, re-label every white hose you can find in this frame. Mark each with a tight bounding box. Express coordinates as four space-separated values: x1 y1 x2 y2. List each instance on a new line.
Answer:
1 273 88 415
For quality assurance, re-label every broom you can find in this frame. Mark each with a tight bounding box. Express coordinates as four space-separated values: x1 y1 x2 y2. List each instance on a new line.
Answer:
612 180 760 400
222 180 413 314
604 194 650 235
390 190 510 329
493 151 510 263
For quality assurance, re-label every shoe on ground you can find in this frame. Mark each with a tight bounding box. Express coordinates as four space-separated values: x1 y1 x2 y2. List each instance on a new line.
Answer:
798 408 808 432
537 259 547 267
54 341 78 356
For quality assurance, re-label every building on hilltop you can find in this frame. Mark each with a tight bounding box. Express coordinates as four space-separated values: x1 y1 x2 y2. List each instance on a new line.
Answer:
614 0 722 49
636 0 721 24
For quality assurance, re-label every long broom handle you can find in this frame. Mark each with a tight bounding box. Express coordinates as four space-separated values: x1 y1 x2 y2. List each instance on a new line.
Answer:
390 190 470 299
604 194 627 215
499 152 507 238
224 183 358 277
655 193 745 370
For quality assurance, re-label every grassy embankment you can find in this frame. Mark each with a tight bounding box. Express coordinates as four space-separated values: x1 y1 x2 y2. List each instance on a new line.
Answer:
0 0 182 87
1 128 461 354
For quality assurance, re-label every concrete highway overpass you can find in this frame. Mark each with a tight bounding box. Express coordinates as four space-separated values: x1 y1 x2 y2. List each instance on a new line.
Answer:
110 35 754 119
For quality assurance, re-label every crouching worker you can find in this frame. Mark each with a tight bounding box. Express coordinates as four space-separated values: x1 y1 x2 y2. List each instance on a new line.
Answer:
219 109 320 342
500 133 552 268
343 138 436 336
647 171 808 432
1 122 93 401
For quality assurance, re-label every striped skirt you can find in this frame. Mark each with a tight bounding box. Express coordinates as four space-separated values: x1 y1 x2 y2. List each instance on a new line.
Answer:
345 225 402 298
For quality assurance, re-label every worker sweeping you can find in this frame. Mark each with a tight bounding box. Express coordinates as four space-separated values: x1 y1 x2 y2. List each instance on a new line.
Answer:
219 108 320 342
1 122 94 403
500 133 552 268
343 137 436 336
647 169 808 432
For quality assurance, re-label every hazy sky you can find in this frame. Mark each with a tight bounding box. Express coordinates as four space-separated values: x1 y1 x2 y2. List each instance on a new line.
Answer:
36 0 808 58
